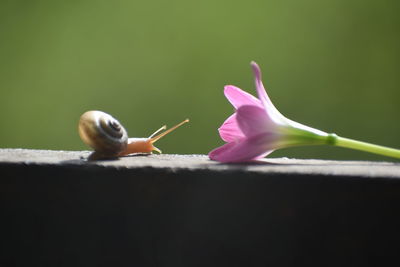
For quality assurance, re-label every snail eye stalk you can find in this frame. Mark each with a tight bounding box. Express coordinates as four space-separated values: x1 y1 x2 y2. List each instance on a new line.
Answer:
148 125 167 138
150 119 189 143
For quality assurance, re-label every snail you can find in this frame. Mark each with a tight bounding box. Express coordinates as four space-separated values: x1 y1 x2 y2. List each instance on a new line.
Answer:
78 110 189 159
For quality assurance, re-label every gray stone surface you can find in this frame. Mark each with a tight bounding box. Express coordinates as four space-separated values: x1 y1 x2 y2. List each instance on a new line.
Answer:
0 148 399 178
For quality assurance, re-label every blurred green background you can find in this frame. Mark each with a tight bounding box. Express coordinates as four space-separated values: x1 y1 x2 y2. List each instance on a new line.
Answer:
0 0 399 160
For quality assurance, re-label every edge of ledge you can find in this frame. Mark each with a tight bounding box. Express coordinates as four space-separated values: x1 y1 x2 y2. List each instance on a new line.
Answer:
1 148 400 178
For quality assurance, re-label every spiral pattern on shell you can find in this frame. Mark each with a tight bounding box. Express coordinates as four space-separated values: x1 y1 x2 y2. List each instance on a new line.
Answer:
78 111 128 155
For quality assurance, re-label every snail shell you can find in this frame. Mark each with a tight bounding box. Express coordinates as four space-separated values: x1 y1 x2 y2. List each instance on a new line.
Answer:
78 111 128 156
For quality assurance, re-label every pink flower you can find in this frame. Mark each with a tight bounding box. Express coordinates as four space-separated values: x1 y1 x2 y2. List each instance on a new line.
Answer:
209 61 328 163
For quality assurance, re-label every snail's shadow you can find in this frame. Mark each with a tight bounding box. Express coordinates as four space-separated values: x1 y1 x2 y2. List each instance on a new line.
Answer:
60 152 152 165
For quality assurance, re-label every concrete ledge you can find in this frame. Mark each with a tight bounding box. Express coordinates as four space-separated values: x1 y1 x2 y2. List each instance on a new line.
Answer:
1 148 399 178
1 149 400 266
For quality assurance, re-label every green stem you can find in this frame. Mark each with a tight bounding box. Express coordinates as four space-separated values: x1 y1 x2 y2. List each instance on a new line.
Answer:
328 134 400 159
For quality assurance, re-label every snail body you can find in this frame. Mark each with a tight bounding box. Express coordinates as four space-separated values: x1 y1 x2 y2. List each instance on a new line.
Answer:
78 110 188 159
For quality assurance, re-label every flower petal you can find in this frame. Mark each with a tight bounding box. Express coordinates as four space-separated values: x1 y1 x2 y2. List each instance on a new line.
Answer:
208 133 276 163
224 85 262 109
218 113 245 142
250 61 282 116
236 105 277 137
